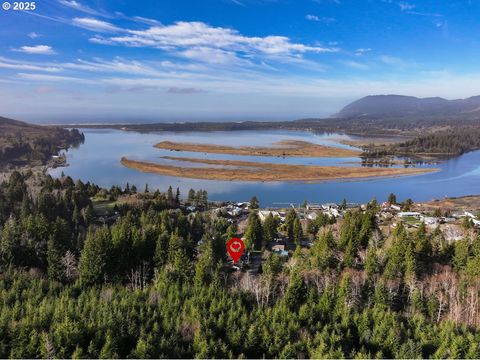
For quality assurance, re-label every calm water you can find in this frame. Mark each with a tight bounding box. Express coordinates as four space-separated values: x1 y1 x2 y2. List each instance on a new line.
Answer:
49 129 480 206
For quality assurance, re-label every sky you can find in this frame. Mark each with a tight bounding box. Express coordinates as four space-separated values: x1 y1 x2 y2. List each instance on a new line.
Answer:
1 0 480 123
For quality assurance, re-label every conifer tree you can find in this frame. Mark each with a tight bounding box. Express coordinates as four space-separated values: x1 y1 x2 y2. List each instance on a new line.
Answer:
79 227 112 285
285 209 297 242
312 230 335 270
293 217 303 246
250 196 259 210
263 213 278 243
244 212 263 250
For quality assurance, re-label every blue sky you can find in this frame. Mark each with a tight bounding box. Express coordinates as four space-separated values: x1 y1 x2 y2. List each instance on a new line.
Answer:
1 0 480 122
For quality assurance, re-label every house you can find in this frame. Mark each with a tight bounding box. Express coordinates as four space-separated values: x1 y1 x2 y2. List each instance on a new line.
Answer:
306 212 318 221
390 204 401 211
465 211 477 219
422 216 439 226
228 207 243 217
306 203 322 211
258 210 280 222
322 207 339 218
322 203 339 210
452 212 466 219
398 212 421 219
186 205 196 212
271 244 289 257
272 244 285 252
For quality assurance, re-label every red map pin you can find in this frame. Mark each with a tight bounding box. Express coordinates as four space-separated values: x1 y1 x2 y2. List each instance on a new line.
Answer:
227 237 245 263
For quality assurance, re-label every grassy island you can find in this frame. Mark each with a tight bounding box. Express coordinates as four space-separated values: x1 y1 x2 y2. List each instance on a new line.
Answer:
155 140 360 158
121 156 436 182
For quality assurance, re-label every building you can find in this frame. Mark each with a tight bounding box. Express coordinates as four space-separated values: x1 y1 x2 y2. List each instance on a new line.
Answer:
306 212 318 220
322 203 339 210
422 216 439 226
465 211 477 219
228 207 243 217
271 244 289 257
306 203 322 211
398 212 421 219
258 210 280 222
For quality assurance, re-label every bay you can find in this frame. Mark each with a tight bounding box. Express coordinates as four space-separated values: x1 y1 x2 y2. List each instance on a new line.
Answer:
49 129 480 206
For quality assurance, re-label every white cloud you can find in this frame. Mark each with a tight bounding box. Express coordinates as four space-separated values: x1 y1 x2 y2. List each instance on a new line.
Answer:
27 32 40 39
355 48 372 55
305 14 336 23
406 10 442 17
100 21 337 61
0 58 61 72
58 0 108 17
13 45 56 55
0 56 207 79
16 72 89 82
306 14 320 21
229 0 245 6
132 16 161 26
62 58 171 77
379 55 408 67
89 36 115 45
72 17 121 32
178 47 243 65
399 1 415 11
342 60 369 70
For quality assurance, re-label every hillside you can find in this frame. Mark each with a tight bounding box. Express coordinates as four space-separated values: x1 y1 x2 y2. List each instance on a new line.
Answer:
335 94 480 118
0 116 84 168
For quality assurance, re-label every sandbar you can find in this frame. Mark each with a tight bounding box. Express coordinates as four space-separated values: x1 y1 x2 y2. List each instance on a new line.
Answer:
121 156 437 182
154 140 360 158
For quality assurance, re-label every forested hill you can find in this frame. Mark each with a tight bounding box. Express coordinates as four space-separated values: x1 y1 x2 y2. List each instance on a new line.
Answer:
334 94 480 118
362 126 480 159
1 172 480 358
0 116 84 168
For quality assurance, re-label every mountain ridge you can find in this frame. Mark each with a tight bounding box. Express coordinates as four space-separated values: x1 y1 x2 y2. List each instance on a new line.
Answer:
334 94 480 118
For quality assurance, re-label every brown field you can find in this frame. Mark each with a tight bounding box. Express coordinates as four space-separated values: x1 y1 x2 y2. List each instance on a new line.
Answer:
154 140 360 158
121 156 437 183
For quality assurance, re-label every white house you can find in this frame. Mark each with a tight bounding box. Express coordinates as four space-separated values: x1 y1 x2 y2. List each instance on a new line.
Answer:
422 216 439 226
306 212 318 220
228 207 243 217
465 211 477 219
398 212 421 219
258 210 280 222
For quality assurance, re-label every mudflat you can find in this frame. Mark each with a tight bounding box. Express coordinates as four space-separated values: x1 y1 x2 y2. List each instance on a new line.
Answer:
121 156 437 182
154 140 360 158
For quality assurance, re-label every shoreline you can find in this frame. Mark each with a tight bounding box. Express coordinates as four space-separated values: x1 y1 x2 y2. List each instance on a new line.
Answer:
121 156 437 183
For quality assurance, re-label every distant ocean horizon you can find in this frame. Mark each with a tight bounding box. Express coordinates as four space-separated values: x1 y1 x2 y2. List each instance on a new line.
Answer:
10 112 332 126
